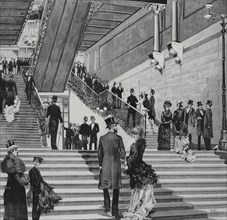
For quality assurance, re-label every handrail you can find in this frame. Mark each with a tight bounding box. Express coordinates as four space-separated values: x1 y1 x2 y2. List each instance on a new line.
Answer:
21 66 48 147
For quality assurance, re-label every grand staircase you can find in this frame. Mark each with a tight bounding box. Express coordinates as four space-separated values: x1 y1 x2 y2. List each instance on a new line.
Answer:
0 75 227 220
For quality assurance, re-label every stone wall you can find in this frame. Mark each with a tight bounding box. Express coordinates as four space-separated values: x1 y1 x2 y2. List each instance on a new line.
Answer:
108 21 226 145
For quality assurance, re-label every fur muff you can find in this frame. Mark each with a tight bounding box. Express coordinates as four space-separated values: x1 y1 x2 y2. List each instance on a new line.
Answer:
1 153 26 174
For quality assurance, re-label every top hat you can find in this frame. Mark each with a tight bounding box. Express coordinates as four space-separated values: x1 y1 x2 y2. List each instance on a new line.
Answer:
130 88 135 93
206 100 213 106
6 140 18 153
131 126 144 136
83 116 88 121
90 116 95 120
188 100 193 105
164 100 172 107
197 101 203 107
33 156 44 164
151 89 155 94
105 115 118 128
52 95 58 102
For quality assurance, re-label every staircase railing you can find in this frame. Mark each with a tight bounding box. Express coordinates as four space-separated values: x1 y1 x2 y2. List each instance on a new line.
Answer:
67 74 146 136
21 66 48 147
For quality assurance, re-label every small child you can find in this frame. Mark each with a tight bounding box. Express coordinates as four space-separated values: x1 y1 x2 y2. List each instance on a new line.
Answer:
64 123 74 150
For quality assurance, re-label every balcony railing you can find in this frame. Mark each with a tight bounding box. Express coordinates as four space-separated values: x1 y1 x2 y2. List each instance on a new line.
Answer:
67 74 146 136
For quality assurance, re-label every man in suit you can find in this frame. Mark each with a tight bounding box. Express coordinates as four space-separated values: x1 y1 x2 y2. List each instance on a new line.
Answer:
25 73 36 104
195 101 205 150
2 58 7 75
89 116 100 150
116 82 124 109
127 88 138 128
148 89 156 122
98 115 126 219
46 95 63 150
204 100 213 150
79 116 90 150
183 100 196 147
0 73 7 114
111 82 117 109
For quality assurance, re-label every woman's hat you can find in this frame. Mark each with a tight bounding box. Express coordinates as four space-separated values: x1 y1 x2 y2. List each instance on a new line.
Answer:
33 156 44 164
206 100 213 106
131 126 144 136
105 115 118 128
6 140 18 152
164 100 172 107
130 88 134 93
52 95 58 102
197 101 203 107
188 99 193 105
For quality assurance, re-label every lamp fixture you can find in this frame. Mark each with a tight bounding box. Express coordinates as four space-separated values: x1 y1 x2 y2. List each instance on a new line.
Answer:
148 51 165 73
167 41 184 64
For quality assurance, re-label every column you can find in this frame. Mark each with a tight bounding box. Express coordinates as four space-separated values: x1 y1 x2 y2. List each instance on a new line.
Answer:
172 0 178 42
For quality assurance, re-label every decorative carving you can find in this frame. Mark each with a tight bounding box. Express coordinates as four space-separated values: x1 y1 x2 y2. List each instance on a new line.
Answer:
146 3 166 14
87 2 102 20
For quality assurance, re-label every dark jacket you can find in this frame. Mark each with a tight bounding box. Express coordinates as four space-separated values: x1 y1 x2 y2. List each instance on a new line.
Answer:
173 108 184 135
195 108 205 136
90 123 100 140
127 94 138 112
46 103 63 124
79 123 90 136
29 166 43 192
64 127 74 138
98 131 126 189
111 86 117 95
0 77 7 98
148 95 156 118
204 109 213 138
116 86 124 98
25 76 35 94
6 80 18 95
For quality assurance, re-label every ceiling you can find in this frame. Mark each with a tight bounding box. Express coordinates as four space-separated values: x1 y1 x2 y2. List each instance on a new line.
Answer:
79 0 167 51
0 0 31 45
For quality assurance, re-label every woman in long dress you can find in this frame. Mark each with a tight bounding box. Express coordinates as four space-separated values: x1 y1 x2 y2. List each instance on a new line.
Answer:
27 156 62 218
1 140 28 220
158 100 172 150
123 126 157 220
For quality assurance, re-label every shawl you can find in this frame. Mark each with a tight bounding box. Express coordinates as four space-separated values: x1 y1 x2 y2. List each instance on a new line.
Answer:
1 153 26 174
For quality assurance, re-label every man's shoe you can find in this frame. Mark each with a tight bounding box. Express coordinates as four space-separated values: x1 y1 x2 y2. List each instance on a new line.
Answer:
112 213 122 219
102 204 110 213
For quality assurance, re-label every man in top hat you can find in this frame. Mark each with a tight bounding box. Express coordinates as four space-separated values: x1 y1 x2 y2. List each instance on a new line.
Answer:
79 116 91 150
29 156 44 220
89 116 100 150
25 72 36 104
46 95 63 150
148 89 156 123
111 82 117 109
127 88 138 128
204 100 213 150
173 100 184 136
98 115 126 219
195 101 205 150
0 72 7 114
183 99 196 146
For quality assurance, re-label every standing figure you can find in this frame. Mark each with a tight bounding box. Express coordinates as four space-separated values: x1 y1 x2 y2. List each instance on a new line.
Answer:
196 101 205 150
172 100 184 137
72 124 83 149
8 58 13 75
16 57 21 74
127 89 138 128
204 100 213 150
89 116 100 150
5 74 18 106
148 89 156 122
3 58 8 75
116 82 124 108
0 73 7 114
46 95 63 150
28 156 62 220
158 100 172 150
111 82 117 109
98 115 126 219
79 116 91 150
25 73 35 104
183 100 196 147
122 126 157 220
64 122 74 150
1 140 28 220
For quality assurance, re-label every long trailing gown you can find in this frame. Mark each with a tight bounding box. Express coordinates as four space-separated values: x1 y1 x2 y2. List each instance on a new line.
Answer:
123 137 157 220
158 109 172 150
1 153 28 220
